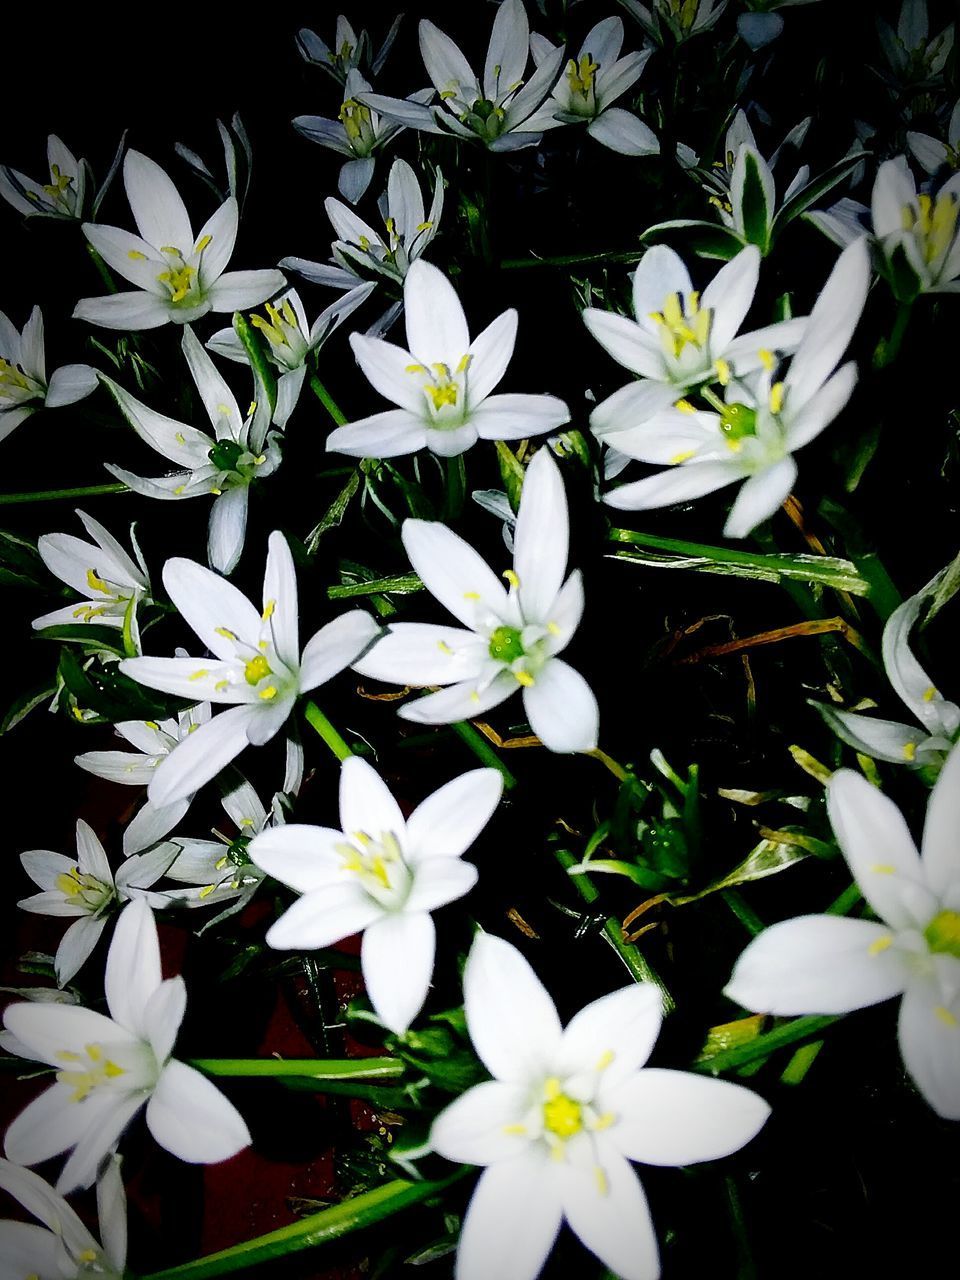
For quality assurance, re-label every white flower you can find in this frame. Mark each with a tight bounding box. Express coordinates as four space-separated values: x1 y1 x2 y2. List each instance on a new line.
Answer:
281 158 444 303
871 157 960 296
360 1 567 153
32 509 150 648
249 757 502 1033
354 448 598 752
75 705 213 855
294 69 432 203
3 898 251 1193
18 819 175 987
600 237 870 538
0 135 87 219
813 567 959 771
524 17 658 157
0 306 97 443
431 933 770 1280
119 531 380 807
584 243 807 427
622 0 728 44
297 14 365 83
74 150 285 330
878 0 954 85
102 325 281 575
0 1155 126 1280
206 284 373 427
726 746 960 1120
907 99 960 173
327 260 569 458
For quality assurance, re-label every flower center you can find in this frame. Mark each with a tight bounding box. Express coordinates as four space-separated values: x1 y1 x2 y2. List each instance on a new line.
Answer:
250 299 305 368
407 357 472 425
336 829 411 908
901 192 959 265
542 1078 583 1138
565 54 599 113
56 1042 127 1103
0 355 39 402
157 254 197 304
55 867 113 913
666 0 702 32
244 654 273 686
924 909 960 958
488 625 525 664
720 402 758 447
209 439 247 472
648 291 712 361
339 99 375 154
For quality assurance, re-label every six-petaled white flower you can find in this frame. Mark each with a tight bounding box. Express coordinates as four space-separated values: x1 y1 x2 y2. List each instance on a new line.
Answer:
431 933 770 1280
0 134 88 220
0 306 96 443
328 259 569 458
3 898 251 1193
74 150 285 330
353 448 599 752
102 325 281 574
119 532 380 807
599 236 871 538
249 756 502 1034
726 745 960 1120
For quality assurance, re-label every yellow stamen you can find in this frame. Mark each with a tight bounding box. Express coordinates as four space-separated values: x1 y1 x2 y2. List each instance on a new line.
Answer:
935 1005 958 1028
715 357 731 385
674 398 696 414
262 599 276 621
86 568 110 594
195 234 212 253
871 863 896 875
503 569 520 590
515 670 535 687
670 449 697 464
189 669 209 681
903 742 918 761
868 935 893 956
258 685 278 700
758 347 775 371
128 249 147 260
769 381 785 414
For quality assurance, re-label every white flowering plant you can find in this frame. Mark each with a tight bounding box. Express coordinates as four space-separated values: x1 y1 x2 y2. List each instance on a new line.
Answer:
1 4 958 1279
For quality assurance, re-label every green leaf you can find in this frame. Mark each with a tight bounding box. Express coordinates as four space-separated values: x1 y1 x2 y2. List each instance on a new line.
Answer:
668 832 809 905
640 219 746 260
772 153 867 235
36 624 127 656
1 682 57 734
737 150 771 251
495 440 525 513
327 573 424 600
925 552 960 626
304 470 360 555
232 312 277 415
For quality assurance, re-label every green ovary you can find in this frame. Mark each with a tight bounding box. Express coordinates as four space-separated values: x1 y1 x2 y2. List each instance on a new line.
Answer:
925 910 960 958
720 402 757 444
488 626 525 664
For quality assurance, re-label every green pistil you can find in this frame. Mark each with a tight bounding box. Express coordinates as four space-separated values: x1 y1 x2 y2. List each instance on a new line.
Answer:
719 403 758 443
209 439 246 472
488 626 524 664
925 909 960 958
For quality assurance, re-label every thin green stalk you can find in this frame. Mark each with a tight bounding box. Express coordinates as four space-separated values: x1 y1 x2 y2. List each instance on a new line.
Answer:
780 1038 824 1085
553 847 674 1010
501 250 646 270
873 301 913 369
443 454 467 522
191 1057 403 1081
309 374 348 426
826 883 862 915
451 721 517 790
588 747 630 782
87 243 117 293
721 889 765 936
724 1176 758 1280
140 1171 468 1280
696 1014 839 1075
0 482 128 505
304 700 354 762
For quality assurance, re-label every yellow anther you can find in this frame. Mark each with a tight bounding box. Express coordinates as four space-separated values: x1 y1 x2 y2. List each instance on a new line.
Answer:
923 686 938 702
715 358 731 385
503 569 520 590
215 626 238 640
935 1005 958 1028
175 432 185 444
247 401 257 417
244 654 272 685
145 721 159 730
210 487 223 496
174 485 187 495
56 871 83 896
262 599 276 621
546 622 561 636
594 1166 609 1196
758 347 775 371
503 1123 527 1135
199 883 218 899
189 669 209 681
86 568 110 593
214 680 229 692
674 398 696 414
871 863 896 875
217 403 232 417
903 742 918 761
456 353 473 374
281 298 298 328
426 381 458 409
194 234 212 253
515 670 535 687
406 363 426 373
258 685 278 700
215 856 229 870
543 1089 583 1138
595 1049 615 1071
470 691 481 703
769 381 785 414
128 249 147 260
79 1251 98 1264
670 449 697 464
868 935 894 956
591 1112 615 1132
437 639 453 653
417 221 433 232
160 246 182 257
463 591 481 600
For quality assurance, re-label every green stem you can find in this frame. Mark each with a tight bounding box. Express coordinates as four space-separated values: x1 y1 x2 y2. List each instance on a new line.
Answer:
587 747 630 782
826 882 862 915
721 889 764 936
0 482 128 505
191 1057 403 1081
873 301 913 369
696 1014 839 1074
87 243 117 293
303 700 354 762
779 1039 824 1085
443 454 466 522
309 374 348 427
451 721 517 790
553 846 674 1010
139 1171 468 1280
500 250 646 270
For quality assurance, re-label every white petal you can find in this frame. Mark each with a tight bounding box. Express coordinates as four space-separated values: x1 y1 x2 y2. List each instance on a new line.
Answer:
403 520 510 628
56 1092 146 1194
83 222 167 291
0 1157 93 1249
471 392 570 441
897 979 960 1120
55 916 107 986
96 1153 128 1272
338 157 376 204
206 270 286 313
423 423 479 457
543 571 585 656
181 324 242 435
785 362 857 451
722 456 797 539
3 1003 131 1068
146 705 257 808
921 743 960 898
73 291 172 330
785 237 870 408
353 622 487 687
75 819 111 881
419 19 479 100
702 245 760 352
827 769 932 929
194 197 238 285
339 756 405 842
581 309 663 378
0 1221 72 1279
246 824 345 892
349 333 427 414
522 659 599 753
405 769 503 862
455 1156 563 1280
608 1069 770 1165
632 245 693 326
483 0 528 101
118 656 252 704
513 448 568 623
464 933 562 1082
123 150 192 250
814 706 926 765
587 107 659 156
262 530 298 668
146 1060 250 1162
161 557 261 658
142 976 187 1066
724 914 909 1014
559 1147 659 1280
105 899 161 1035
3 1084 93 1168
558 984 663 1087
19 850 76 892
326 408 427 458
207 486 248 575
101 378 212 468
404 260 470 367
465 310 517 405
883 582 958 736
871 157 916 239
45 363 98 408
266 882 381 949
589 380 680 439
430 1079 532 1165
404 858 479 912
398 671 517 724
362 911 435 1033
299 610 382 692
605 460 742 511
